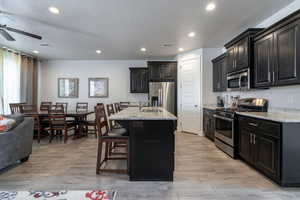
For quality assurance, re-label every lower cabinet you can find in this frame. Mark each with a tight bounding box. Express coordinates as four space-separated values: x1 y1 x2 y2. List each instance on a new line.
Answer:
203 109 215 141
254 133 280 181
237 115 300 186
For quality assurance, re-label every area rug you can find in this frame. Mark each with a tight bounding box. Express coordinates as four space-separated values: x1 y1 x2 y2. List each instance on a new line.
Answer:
0 190 116 200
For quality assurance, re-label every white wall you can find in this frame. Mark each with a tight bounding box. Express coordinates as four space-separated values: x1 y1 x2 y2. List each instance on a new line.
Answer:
217 0 300 110
39 60 148 110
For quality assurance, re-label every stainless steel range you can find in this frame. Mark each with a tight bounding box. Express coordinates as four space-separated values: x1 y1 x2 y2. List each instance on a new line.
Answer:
214 98 268 158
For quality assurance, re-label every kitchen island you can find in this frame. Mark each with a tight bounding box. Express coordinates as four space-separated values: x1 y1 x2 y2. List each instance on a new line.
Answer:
109 107 177 181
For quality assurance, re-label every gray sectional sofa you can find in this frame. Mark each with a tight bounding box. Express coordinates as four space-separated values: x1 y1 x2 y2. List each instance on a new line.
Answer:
0 114 34 170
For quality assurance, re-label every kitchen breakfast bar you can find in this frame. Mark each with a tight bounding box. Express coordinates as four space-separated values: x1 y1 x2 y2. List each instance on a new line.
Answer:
109 107 177 181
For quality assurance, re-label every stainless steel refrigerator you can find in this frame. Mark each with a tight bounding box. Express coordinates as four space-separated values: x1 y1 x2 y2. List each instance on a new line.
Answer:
149 82 176 115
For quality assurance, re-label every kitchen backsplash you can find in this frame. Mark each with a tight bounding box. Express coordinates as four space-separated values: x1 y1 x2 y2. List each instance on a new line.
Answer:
219 85 300 111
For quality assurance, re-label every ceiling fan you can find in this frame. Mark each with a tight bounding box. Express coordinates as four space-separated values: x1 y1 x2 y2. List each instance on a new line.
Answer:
0 24 42 41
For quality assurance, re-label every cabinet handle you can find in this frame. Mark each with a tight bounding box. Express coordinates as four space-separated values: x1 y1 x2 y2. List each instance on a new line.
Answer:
253 134 256 145
250 133 252 144
248 122 258 127
268 72 271 82
273 71 275 83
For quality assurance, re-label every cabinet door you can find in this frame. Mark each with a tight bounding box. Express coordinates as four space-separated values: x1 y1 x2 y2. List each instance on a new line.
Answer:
236 38 249 70
220 57 227 91
212 61 220 92
149 65 161 81
130 68 149 93
254 34 274 88
239 128 253 163
203 111 209 137
227 47 236 73
160 63 176 80
274 20 300 86
254 134 280 181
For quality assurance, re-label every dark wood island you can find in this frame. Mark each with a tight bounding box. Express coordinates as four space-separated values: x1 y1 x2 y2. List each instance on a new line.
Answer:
110 107 177 181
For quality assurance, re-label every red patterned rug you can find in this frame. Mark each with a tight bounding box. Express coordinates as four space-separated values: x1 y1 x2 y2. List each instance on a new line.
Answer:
0 190 116 200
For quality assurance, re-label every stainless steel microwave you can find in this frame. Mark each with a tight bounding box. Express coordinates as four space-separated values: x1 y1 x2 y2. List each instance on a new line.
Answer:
227 69 250 91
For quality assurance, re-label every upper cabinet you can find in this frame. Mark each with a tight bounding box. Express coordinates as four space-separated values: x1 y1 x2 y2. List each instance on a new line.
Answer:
212 53 227 92
254 10 300 88
130 68 149 93
148 61 177 82
225 29 263 74
254 34 274 88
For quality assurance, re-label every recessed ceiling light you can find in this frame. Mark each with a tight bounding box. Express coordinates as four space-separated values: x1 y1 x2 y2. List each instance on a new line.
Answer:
140 48 146 52
188 32 196 37
33 50 39 54
96 50 102 54
48 6 60 14
206 3 216 11
178 48 184 52
2 46 7 49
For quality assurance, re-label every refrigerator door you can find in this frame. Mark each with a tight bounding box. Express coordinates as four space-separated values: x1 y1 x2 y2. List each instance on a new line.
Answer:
149 82 175 114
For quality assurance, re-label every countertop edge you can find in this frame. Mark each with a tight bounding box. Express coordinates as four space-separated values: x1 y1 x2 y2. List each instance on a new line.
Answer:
236 112 300 123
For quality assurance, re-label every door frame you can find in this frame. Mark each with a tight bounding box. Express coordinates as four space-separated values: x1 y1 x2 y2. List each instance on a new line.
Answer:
177 51 203 135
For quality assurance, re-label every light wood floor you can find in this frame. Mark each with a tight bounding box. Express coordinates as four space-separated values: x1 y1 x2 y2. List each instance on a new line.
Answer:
0 132 300 199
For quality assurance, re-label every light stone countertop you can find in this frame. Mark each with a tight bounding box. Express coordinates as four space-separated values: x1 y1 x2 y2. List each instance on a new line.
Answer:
203 105 223 110
236 111 300 123
109 107 177 121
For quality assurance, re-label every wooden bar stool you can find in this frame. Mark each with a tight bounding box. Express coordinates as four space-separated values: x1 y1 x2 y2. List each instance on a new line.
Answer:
95 104 129 174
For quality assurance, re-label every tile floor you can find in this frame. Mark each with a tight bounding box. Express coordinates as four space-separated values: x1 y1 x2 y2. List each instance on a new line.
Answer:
0 132 300 199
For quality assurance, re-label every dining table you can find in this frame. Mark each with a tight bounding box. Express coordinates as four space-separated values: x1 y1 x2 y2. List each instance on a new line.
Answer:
24 110 94 139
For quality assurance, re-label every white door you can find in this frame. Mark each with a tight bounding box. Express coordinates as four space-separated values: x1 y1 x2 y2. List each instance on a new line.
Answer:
179 56 202 134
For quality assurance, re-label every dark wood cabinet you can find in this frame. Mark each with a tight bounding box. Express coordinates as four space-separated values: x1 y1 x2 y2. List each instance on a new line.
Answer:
254 34 274 88
254 10 300 88
129 68 149 93
238 128 253 163
254 133 280 181
129 120 175 181
237 115 286 185
212 53 227 92
203 108 215 141
225 28 263 74
274 20 300 86
148 61 177 82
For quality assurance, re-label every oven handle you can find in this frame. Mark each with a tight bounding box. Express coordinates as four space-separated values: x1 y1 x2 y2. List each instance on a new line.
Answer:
213 114 233 122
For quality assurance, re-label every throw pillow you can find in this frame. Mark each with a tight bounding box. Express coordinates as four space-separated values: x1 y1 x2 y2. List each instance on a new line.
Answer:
0 117 17 133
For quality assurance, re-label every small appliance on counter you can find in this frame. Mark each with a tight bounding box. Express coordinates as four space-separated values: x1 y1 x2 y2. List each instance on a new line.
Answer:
217 96 224 107
213 98 268 158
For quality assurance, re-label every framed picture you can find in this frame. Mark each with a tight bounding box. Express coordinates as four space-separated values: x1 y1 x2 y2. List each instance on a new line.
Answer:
89 78 109 98
58 78 79 98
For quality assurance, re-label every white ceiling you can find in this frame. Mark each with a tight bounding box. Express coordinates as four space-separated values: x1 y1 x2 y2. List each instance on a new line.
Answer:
0 0 295 60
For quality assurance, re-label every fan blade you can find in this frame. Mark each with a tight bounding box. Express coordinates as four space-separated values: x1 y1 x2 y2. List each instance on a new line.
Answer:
0 29 15 41
6 26 42 40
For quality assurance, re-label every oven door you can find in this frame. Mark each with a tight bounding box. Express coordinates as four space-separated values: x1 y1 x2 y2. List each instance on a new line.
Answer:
214 115 234 146
227 74 240 91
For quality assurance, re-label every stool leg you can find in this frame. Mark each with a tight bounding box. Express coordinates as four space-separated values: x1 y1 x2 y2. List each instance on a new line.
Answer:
96 139 103 174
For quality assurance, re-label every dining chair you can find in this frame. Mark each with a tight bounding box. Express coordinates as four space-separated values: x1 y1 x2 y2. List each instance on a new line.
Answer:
119 102 130 110
49 105 74 143
95 104 129 174
114 103 121 113
20 104 41 143
40 102 52 112
56 102 68 113
76 102 88 112
9 103 26 114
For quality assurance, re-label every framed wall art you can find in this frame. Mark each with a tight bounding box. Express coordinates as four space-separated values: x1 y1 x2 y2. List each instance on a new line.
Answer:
58 78 79 98
88 78 109 98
